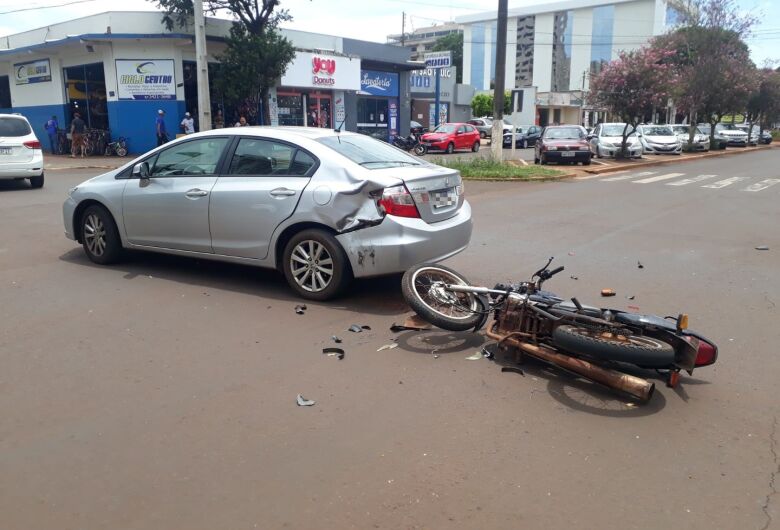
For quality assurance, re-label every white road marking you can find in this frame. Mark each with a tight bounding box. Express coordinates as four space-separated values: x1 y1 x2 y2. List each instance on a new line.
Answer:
601 171 656 182
633 172 686 184
702 177 746 189
742 178 780 192
667 174 717 186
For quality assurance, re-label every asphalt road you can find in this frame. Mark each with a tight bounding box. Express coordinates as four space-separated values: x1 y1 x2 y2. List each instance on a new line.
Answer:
1 150 779 529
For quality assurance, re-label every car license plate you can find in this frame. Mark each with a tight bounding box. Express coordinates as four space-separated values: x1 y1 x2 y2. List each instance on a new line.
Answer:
0 147 12 155
561 151 575 157
431 189 456 209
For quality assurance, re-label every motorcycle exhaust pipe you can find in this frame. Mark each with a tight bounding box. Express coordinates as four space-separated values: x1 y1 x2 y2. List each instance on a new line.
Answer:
486 327 655 402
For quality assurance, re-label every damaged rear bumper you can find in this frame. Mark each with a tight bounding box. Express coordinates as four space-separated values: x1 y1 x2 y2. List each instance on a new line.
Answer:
336 201 472 278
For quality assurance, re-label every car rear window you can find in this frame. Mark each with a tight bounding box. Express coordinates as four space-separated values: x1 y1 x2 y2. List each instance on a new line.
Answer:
0 117 32 137
544 127 584 139
318 134 421 169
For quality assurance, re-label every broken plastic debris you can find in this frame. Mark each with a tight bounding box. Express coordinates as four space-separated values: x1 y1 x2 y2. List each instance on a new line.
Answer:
377 343 399 352
570 275 578 280
637 261 644 269
481 346 495 359
331 335 342 343
465 352 483 360
433 354 439 359
626 295 635 300
348 324 371 332
755 245 769 250
568 251 576 256
296 394 315 406
601 288 616 297
322 347 345 360
294 304 307 315
501 366 525 376
627 305 640 311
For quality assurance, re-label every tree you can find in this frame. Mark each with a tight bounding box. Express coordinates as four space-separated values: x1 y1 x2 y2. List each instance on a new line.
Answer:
432 32 463 83
747 69 780 136
470 92 511 118
588 47 675 157
153 0 295 124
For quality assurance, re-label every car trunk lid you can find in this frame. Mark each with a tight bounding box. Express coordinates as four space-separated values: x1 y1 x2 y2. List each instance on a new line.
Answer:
373 165 463 224
0 137 35 163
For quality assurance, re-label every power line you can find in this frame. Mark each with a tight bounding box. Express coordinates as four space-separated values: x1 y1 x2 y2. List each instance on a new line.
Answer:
0 0 99 15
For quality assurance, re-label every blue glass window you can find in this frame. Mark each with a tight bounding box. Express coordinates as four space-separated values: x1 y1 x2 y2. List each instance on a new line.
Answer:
471 24 486 90
551 11 573 91
590 5 614 75
490 21 497 87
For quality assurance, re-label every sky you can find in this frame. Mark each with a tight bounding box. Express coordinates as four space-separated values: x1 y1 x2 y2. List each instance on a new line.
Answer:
0 0 777 65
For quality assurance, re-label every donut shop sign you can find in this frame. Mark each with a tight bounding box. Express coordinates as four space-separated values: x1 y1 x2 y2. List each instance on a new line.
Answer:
281 51 361 91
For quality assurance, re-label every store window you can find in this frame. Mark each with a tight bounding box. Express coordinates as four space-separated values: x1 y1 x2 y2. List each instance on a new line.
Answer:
63 63 108 130
0 76 11 108
551 11 573 92
357 98 389 141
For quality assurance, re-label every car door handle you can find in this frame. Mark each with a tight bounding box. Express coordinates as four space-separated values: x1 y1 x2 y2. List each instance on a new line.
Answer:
185 188 209 198
270 188 297 197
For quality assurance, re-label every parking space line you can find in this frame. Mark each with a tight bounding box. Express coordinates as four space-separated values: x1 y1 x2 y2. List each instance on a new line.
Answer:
702 177 746 189
633 172 685 184
601 171 656 182
742 178 780 192
667 175 717 186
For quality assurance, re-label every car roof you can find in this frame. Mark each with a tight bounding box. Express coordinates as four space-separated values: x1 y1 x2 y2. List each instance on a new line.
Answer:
0 113 31 123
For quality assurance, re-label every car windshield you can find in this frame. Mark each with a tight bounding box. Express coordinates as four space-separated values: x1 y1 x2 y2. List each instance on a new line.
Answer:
672 125 703 135
432 124 457 134
698 124 712 133
544 127 584 139
640 126 674 136
602 124 632 136
318 134 422 169
0 117 32 137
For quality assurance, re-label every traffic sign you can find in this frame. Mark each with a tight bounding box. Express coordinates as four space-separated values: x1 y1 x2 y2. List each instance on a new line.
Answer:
423 51 452 69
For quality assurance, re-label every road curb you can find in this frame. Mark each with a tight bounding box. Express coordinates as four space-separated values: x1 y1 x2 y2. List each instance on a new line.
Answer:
462 171 575 182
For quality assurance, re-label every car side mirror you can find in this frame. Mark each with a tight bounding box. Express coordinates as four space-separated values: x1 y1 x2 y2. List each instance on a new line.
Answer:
132 161 150 179
456 130 463 135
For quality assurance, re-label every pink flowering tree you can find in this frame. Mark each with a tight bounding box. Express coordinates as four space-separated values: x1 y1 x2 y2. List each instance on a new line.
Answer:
588 48 675 158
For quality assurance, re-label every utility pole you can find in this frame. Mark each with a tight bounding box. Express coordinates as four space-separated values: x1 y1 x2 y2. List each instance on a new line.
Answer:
401 12 405 46
490 0 508 161
194 0 212 131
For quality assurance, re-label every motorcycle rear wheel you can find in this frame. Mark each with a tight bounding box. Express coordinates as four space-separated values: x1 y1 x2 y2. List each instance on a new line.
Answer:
401 263 483 331
552 325 675 366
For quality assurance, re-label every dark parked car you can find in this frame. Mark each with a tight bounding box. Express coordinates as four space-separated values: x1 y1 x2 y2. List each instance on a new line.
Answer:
467 118 493 139
534 125 591 165
502 125 542 148
760 130 773 144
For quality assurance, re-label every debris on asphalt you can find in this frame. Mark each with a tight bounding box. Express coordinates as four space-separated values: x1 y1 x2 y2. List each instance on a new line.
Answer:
294 304 307 315
501 366 525 376
627 305 640 311
637 261 644 269
296 394 316 406
568 251 576 256
390 315 432 332
377 343 399 352
322 347 345 360
626 295 635 300
332 335 342 343
433 355 439 359
570 275 578 280
481 346 495 359
601 288 616 297
466 352 483 360
349 324 371 332
755 245 769 251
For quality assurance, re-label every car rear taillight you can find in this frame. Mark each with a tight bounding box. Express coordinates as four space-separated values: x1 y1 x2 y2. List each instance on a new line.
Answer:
377 184 421 218
694 340 717 367
23 140 41 149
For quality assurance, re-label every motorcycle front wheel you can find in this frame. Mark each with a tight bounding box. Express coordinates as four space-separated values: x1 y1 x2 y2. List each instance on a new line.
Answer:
401 263 483 331
413 144 427 156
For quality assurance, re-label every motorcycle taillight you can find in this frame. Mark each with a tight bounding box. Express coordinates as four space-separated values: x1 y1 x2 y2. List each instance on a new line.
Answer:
694 340 717 367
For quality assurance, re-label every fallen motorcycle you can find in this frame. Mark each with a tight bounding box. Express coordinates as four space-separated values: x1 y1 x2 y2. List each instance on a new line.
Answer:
401 258 718 403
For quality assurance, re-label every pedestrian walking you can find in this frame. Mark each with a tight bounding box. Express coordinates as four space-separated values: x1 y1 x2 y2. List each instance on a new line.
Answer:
70 112 86 158
156 109 168 147
180 112 195 134
44 115 59 155
235 116 248 127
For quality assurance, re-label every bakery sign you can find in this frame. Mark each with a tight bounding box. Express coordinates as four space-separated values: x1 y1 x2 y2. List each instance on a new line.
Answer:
281 51 360 91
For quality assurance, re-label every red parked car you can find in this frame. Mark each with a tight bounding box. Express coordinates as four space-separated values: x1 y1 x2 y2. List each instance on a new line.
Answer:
420 123 481 154
534 125 592 165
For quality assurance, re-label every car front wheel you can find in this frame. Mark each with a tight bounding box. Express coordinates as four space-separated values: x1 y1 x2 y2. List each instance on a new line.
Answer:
81 204 123 264
445 142 455 154
283 229 351 301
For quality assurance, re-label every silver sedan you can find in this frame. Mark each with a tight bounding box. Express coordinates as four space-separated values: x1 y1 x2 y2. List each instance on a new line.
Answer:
63 127 472 300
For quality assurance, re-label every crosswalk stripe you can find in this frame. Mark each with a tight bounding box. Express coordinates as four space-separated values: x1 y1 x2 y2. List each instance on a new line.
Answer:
702 177 746 189
667 175 717 186
633 172 685 184
742 178 780 192
601 171 656 182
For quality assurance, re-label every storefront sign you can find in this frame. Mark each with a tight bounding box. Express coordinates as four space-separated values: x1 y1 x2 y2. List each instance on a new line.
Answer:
115 60 176 100
389 101 399 140
358 70 399 97
14 59 51 85
409 67 456 99
424 51 451 69
281 52 360 91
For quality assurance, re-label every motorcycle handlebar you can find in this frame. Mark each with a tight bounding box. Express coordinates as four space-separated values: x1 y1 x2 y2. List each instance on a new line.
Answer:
548 266 565 277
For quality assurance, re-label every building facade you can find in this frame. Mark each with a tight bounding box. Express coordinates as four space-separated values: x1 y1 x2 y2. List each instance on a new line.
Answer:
458 0 676 126
0 12 415 153
387 22 461 62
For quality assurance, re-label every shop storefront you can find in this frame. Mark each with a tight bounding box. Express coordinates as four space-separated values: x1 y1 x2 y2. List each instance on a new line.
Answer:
272 51 361 129
408 66 471 129
356 69 399 142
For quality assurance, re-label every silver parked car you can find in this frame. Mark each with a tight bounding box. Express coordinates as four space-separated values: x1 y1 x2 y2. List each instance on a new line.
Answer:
671 125 710 151
637 124 682 155
0 113 45 188
63 128 472 300
588 123 643 158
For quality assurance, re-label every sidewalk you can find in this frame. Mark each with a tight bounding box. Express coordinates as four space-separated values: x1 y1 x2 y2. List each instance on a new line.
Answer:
45 154 127 171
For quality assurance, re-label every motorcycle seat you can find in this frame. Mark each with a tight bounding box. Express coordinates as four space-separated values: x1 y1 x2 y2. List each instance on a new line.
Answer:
614 312 677 330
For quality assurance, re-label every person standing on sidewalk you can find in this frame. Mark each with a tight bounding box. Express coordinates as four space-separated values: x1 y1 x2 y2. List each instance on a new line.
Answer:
180 112 195 135
156 109 168 147
44 115 59 155
70 112 86 158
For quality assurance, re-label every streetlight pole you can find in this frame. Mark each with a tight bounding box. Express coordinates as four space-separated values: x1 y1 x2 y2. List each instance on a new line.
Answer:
490 0 508 161
194 0 212 131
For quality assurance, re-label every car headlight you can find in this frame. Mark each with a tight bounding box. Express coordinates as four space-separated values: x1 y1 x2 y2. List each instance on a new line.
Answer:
578 145 590 151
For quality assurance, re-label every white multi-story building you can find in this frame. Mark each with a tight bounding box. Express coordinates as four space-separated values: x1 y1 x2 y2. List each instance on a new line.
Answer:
387 22 461 62
457 0 678 126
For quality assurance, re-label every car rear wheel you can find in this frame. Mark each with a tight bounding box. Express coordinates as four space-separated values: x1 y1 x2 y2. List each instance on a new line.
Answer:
283 229 351 301
29 173 44 189
472 141 480 152
81 204 122 265
445 142 455 154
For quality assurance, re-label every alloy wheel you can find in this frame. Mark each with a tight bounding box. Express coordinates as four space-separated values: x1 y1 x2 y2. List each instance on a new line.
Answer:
290 240 334 293
84 213 107 257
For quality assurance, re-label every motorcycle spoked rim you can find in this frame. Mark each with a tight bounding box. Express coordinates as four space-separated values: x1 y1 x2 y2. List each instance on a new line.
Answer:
410 266 480 321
